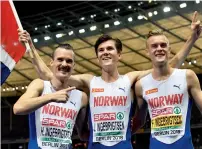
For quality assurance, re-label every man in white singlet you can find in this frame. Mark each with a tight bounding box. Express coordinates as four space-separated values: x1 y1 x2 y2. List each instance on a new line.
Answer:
135 29 202 149
13 44 88 149
18 11 201 149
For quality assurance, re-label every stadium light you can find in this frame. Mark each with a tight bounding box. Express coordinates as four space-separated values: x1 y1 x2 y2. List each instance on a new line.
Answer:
128 17 133 22
33 38 38 43
114 21 120 26
44 36 50 40
90 26 97 31
180 3 187 8
104 24 110 28
79 29 85 33
163 6 170 12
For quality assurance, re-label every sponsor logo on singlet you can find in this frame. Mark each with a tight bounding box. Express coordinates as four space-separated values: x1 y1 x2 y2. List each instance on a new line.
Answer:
92 96 128 142
38 104 78 148
146 88 158 95
92 88 104 92
93 112 125 142
42 104 78 120
91 76 131 143
149 94 184 137
94 96 127 107
148 94 183 109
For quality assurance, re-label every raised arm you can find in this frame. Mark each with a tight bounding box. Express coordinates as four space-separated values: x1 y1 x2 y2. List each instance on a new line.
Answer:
13 79 75 115
18 29 53 80
18 29 93 91
169 11 202 68
187 69 202 113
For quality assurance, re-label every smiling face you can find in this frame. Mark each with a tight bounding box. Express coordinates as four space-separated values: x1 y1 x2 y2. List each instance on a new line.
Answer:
97 40 121 68
50 47 74 80
146 34 170 66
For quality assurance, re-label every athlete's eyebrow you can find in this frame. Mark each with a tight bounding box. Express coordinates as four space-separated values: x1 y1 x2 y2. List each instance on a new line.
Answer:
106 46 114 49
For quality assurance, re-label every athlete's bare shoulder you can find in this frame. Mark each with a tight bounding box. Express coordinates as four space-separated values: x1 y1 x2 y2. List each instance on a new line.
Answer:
126 71 140 85
126 69 152 85
69 74 94 90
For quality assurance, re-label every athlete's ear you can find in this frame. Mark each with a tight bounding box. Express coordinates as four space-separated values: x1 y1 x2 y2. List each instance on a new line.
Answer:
168 46 171 59
168 46 171 53
145 48 149 57
72 61 76 69
97 55 100 64
145 41 150 57
118 51 121 60
50 59 53 67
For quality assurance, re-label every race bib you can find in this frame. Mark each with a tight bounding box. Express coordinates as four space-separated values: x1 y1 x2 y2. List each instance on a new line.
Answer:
151 114 183 137
39 118 74 148
35 103 78 149
92 112 127 142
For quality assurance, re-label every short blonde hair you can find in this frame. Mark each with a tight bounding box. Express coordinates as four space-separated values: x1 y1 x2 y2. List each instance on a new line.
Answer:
146 29 169 48
146 29 165 39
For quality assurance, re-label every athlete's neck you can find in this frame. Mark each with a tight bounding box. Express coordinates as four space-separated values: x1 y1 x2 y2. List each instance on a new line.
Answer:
152 63 174 81
101 66 119 83
50 77 70 91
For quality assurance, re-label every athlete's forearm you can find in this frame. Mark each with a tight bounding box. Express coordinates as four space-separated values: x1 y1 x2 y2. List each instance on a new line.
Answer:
169 35 196 68
13 94 53 115
30 46 53 80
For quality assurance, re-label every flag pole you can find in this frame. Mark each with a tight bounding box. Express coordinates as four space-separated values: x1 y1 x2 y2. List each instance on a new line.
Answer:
8 0 33 58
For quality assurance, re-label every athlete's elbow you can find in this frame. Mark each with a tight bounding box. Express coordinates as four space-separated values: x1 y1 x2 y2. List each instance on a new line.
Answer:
13 104 26 115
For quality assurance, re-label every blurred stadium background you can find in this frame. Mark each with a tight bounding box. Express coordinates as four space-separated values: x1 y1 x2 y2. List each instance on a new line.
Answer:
1 1 202 149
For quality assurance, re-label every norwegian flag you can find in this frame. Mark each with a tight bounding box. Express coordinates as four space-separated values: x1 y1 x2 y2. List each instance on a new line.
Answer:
1 0 28 85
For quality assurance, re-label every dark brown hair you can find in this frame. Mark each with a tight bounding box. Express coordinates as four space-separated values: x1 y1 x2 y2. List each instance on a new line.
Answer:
52 44 74 59
94 34 122 56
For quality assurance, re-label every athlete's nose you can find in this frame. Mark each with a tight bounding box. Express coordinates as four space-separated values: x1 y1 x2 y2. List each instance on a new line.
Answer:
103 48 109 55
156 45 163 50
61 60 68 66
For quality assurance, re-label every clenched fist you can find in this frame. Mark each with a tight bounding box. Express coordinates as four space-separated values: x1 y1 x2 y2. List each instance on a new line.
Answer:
18 29 34 48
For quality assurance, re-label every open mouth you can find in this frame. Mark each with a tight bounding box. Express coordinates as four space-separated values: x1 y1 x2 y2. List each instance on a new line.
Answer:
155 54 165 57
102 57 111 60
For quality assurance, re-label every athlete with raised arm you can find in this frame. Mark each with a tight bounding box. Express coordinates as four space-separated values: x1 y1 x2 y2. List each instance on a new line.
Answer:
135 28 202 149
13 44 88 149
18 11 201 149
